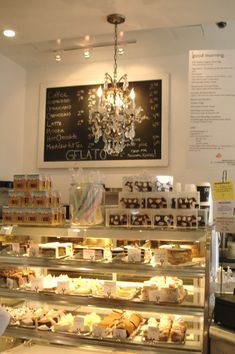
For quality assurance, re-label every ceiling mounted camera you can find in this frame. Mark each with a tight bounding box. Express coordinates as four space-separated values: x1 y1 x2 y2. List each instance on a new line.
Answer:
216 21 227 29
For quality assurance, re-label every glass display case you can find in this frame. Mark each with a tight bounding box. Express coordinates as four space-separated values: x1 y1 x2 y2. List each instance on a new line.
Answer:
0 224 211 354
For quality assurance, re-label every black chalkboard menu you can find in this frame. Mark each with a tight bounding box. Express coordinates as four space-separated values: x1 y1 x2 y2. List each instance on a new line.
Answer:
38 76 168 168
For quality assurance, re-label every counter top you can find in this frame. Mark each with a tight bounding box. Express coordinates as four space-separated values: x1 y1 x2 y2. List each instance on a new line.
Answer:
210 323 235 345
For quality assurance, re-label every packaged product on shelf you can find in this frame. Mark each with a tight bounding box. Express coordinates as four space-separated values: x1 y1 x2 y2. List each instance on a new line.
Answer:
27 208 38 224
27 174 48 191
8 191 25 207
133 178 153 192
119 192 145 208
175 209 198 228
2 206 13 223
106 208 128 227
170 192 200 209
52 190 61 207
129 209 152 227
145 192 169 208
122 176 134 192
153 175 173 192
31 191 52 208
13 174 27 191
152 209 174 227
198 208 208 227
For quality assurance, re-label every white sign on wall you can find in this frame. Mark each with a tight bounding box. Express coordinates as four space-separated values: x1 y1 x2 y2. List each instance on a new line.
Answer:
187 50 235 168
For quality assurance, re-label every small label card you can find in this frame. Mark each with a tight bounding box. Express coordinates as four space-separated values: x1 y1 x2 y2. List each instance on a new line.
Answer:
153 249 167 266
4 226 13 235
113 328 127 339
6 278 14 289
128 248 141 262
30 277 44 291
57 280 70 294
92 323 107 338
83 249 96 261
73 316 85 332
104 280 116 297
12 243 20 253
148 288 161 303
103 248 112 261
29 244 39 257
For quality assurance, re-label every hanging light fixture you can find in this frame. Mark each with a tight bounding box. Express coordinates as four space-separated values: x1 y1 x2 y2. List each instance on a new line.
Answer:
89 14 148 155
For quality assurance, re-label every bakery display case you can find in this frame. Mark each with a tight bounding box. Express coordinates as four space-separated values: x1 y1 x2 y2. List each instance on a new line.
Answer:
0 224 211 354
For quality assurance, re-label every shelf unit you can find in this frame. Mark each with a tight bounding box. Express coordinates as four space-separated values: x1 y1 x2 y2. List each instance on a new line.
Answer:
0 224 211 354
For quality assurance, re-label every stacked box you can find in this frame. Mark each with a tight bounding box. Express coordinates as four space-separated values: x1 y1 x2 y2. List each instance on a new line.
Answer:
2 174 65 226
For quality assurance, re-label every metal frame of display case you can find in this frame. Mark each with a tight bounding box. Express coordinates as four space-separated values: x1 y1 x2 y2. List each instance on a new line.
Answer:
0 225 211 354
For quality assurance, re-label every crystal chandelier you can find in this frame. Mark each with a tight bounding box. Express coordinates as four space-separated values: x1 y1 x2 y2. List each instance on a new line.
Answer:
89 14 148 155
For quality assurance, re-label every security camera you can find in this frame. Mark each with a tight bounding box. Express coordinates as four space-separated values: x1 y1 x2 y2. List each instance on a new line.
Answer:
216 21 227 29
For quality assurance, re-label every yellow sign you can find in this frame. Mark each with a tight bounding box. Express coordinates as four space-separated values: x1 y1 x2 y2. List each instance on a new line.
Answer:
212 181 234 201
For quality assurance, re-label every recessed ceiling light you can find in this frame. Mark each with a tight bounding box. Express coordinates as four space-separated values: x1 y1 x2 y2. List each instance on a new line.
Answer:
3 29 16 37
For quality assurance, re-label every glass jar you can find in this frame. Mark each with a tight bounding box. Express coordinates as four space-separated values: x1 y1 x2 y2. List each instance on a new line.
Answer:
69 183 104 226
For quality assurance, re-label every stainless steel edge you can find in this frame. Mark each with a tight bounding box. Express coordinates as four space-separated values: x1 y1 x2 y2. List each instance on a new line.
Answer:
4 326 201 354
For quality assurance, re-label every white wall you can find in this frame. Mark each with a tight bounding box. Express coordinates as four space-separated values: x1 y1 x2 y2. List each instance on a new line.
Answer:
0 53 26 180
23 52 229 204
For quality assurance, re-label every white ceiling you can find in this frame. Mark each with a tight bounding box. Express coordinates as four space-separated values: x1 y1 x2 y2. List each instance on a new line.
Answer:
0 0 235 67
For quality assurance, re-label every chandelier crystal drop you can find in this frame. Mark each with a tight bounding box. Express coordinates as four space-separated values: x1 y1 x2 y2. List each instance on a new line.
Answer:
89 14 148 155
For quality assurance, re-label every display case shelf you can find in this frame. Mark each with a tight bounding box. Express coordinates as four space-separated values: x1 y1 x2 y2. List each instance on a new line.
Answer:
0 287 204 315
0 224 207 242
4 326 202 354
0 254 206 277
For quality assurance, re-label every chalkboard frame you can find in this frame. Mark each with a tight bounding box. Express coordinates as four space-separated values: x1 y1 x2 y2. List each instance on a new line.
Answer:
38 74 169 168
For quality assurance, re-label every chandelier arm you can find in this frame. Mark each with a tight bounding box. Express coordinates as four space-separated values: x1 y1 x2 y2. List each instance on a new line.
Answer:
105 73 114 85
117 74 128 84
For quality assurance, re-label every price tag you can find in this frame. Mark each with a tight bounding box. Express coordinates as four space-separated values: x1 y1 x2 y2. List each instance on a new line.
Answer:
0 227 6 235
30 277 44 291
104 281 116 297
57 280 70 293
148 288 161 302
12 243 20 253
5 226 13 235
67 228 81 237
153 249 167 265
92 323 107 337
73 316 85 331
6 278 14 289
83 249 96 261
29 244 39 257
147 326 160 340
103 248 112 261
113 328 127 339
128 248 141 262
